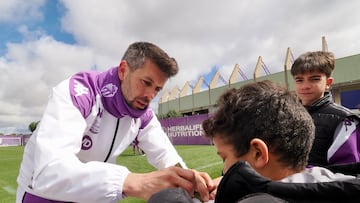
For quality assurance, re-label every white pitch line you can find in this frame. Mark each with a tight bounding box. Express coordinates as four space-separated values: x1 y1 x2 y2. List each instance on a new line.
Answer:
194 161 222 170
2 186 16 195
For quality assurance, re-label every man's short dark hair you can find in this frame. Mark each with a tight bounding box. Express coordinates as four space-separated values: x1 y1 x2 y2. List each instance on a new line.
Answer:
122 41 178 78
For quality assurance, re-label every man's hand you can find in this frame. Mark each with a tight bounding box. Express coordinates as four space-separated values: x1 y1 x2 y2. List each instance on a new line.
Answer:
191 169 216 202
123 166 195 200
209 176 222 200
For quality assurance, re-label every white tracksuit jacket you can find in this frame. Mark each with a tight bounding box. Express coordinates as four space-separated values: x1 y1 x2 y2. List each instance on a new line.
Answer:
16 67 186 203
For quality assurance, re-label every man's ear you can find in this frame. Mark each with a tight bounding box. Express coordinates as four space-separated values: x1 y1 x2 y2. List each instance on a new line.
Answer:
118 60 127 80
326 77 333 90
248 138 269 169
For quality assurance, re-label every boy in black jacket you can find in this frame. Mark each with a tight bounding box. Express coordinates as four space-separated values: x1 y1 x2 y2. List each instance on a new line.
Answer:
290 51 360 167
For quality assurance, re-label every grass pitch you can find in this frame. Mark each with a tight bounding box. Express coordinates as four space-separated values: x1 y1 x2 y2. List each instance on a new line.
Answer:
0 145 222 203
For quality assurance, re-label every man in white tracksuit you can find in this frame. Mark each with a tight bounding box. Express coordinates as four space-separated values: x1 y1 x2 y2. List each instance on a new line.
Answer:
16 42 214 203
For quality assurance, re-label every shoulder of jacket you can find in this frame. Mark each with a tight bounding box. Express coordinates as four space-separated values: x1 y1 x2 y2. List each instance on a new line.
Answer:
139 109 155 129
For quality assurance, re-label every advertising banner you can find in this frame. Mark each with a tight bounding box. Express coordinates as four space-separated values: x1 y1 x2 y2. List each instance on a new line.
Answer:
160 114 212 145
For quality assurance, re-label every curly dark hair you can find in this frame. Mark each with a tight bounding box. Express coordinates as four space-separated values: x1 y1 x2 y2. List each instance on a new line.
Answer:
121 41 178 78
202 80 315 170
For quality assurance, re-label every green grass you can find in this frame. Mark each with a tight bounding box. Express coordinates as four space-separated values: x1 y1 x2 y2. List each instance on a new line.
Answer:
0 145 222 203
0 146 24 203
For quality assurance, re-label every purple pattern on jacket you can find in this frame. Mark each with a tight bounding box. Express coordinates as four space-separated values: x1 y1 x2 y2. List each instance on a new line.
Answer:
23 192 71 203
69 66 153 121
329 125 360 164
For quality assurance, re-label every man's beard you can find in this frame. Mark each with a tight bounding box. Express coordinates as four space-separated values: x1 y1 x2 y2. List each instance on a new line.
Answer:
129 97 150 110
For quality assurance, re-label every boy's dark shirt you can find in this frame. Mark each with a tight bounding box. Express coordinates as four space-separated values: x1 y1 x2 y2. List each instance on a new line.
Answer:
216 161 360 203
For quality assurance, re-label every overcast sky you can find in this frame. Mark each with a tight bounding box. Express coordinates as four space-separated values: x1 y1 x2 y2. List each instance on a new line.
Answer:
1 0 360 134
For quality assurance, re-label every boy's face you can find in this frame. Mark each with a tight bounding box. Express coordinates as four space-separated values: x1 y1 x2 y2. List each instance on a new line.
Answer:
293 71 333 106
213 134 293 180
213 135 250 174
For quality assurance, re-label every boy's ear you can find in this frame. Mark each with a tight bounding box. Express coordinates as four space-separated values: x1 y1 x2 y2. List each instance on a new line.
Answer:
248 138 269 169
326 77 333 89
